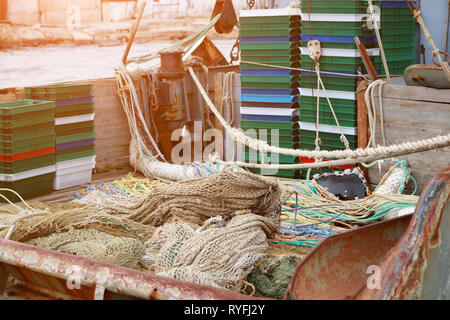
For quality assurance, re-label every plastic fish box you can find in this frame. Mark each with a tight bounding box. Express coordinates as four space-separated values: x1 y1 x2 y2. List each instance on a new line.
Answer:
240 27 301 37
55 113 95 126
300 21 374 36
240 120 299 131
0 153 56 175
0 172 55 202
55 102 94 119
243 151 299 164
0 146 55 162
0 165 56 182
0 134 55 155
56 145 96 162
55 120 95 137
248 168 301 179
0 99 54 116
54 156 96 190
56 131 95 145
299 111 357 128
0 122 54 137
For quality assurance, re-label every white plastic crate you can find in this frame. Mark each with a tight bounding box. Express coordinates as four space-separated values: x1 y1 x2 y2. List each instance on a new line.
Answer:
0 165 56 182
53 157 96 190
55 113 95 125
56 156 96 171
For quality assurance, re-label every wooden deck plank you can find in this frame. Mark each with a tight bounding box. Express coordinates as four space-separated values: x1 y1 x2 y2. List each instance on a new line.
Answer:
375 84 450 104
368 84 450 193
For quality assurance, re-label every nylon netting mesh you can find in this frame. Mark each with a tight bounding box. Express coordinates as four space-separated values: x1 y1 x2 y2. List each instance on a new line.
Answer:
0 170 287 294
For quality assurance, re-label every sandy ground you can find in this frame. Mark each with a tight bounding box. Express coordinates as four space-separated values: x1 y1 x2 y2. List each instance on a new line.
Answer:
0 16 238 89
0 38 235 89
0 16 239 49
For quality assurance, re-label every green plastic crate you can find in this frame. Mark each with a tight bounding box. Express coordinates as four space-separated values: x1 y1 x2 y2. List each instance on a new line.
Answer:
240 75 300 84
241 127 300 137
0 126 54 142
56 147 96 162
241 21 301 30
299 111 357 128
300 95 356 109
0 113 54 128
56 144 95 157
300 99 356 114
0 172 54 202
300 130 357 150
301 54 380 72
300 40 377 50
240 16 300 26
243 140 299 150
241 49 301 57
248 167 300 179
243 151 299 164
55 102 94 118
240 55 300 65
0 153 55 174
240 28 301 37
239 128 300 141
301 21 374 36
240 61 301 69
240 42 299 51
240 120 299 131
0 135 55 154
241 82 300 90
56 131 96 144
0 122 54 138
300 75 357 92
0 99 54 115
55 121 95 136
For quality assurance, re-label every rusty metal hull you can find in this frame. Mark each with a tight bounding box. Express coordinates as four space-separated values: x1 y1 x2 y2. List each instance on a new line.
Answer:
356 167 450 300
286 166 450 300
0 239 258 300
285 215 412 300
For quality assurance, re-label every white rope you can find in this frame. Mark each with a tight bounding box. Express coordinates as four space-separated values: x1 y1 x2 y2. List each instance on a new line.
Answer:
0 188 50 240
314 62 351 150
364 79 387 148
188 67 450 166
367 0 391 83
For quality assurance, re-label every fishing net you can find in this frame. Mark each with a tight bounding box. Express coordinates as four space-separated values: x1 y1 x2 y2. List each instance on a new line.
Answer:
0 202 155 269
0 170 284 292
28 228 145 269
141 213 280 292
75 169 283 227
245 255 301 299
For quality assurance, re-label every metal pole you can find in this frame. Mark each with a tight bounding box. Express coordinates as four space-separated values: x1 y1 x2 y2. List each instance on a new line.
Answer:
122 1 147 65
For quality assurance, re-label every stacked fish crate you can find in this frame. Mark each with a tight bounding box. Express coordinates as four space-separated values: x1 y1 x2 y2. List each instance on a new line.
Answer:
298 0 381 178
0 100 56 202
25 84 96 190
239 8 302 179
379 0 416 75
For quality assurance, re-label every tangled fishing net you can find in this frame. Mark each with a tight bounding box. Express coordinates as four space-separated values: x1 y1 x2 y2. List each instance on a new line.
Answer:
141 213 279 291
0 202 155 269
75 169 283 227
1 170 285 294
